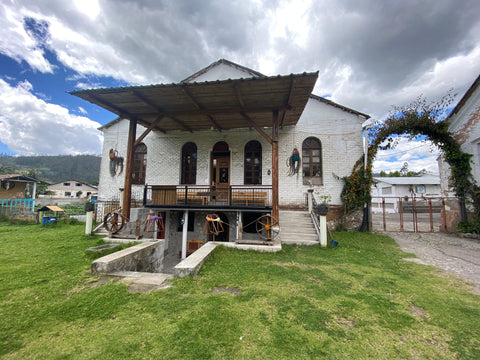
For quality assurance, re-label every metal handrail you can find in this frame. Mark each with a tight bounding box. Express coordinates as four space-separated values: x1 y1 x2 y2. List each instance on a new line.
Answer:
309 194 321 241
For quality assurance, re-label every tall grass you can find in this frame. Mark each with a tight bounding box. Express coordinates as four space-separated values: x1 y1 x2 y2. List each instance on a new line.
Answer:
1 222 479 359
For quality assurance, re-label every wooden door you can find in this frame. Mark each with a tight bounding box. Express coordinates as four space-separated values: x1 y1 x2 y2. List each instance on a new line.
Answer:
212 156 230 201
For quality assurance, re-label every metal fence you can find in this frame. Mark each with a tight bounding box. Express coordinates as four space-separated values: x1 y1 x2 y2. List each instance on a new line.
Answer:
371 196 461 233
0 199 34 216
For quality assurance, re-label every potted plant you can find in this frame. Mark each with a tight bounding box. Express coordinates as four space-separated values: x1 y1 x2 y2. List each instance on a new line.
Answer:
316 193 331 216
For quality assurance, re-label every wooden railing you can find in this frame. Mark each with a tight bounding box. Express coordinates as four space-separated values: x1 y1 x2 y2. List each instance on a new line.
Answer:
143 185 272 209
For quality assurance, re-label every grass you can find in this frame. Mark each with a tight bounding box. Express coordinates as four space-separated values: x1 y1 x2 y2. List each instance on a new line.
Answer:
0 221 479 359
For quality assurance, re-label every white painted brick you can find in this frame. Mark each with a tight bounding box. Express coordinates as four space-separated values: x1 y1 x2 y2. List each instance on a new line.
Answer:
98 97 364 208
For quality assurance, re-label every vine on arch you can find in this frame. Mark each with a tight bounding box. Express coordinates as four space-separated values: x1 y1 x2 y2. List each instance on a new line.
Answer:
342 93 474 213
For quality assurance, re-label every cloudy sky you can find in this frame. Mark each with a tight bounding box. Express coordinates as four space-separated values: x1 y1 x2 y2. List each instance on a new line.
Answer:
1 0 479 174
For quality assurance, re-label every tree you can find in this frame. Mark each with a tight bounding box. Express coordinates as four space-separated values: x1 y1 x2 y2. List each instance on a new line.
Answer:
342 92 473 225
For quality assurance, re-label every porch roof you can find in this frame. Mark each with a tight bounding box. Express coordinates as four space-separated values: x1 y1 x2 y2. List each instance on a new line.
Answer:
0 174 41 183
70 72 318 132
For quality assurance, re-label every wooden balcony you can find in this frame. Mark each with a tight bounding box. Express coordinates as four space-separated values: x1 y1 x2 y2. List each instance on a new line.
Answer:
143 185 272 210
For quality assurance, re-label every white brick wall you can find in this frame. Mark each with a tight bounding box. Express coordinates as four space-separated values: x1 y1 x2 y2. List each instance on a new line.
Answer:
98 97 364 208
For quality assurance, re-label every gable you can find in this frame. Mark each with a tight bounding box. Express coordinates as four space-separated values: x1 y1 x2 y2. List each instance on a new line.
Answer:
447 75 480 146
182 59 265 83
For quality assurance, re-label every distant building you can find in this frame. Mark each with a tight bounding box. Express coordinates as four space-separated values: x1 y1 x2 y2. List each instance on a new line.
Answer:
45 180 97 198
371 174 441 213
0 174 41 214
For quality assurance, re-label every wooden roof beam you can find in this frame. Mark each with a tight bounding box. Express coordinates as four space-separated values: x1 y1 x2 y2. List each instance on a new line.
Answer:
132 90 193 133
137 104 292 118
86 91 166 134
86 91 131 119
134 115 164 147
240 112 273 145
279 77 296 128
168 116 194 133
181 85 223 132
234 84 254 131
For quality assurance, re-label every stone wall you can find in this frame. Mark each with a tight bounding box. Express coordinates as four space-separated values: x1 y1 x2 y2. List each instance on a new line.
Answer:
91 240 165 275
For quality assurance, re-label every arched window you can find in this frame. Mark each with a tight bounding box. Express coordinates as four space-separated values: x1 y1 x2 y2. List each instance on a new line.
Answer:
302 137 322 185
244 140 262 185
132 143 147 185
181 142 197 184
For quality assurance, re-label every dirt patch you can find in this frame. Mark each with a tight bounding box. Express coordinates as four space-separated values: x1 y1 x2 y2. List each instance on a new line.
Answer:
211 286 243 295
409 303 427 318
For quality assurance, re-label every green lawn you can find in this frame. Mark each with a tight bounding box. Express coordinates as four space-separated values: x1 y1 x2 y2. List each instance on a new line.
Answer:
0 221 479 359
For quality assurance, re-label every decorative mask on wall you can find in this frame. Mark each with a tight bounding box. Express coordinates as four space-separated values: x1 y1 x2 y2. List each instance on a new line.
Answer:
287 146 301 176
109 149 124 177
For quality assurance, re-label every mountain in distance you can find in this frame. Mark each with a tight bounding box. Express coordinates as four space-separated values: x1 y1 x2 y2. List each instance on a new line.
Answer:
0 154 101 185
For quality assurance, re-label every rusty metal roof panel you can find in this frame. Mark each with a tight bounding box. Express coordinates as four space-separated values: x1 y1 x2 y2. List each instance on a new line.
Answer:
71 72 319 131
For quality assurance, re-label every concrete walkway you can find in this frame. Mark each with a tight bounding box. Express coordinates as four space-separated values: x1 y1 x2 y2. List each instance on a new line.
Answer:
387 232 480 294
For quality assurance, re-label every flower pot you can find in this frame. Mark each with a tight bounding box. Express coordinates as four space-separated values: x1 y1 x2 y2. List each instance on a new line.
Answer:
317 204 329 215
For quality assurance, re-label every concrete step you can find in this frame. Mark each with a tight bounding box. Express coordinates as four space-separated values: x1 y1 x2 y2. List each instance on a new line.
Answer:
279 210 319 245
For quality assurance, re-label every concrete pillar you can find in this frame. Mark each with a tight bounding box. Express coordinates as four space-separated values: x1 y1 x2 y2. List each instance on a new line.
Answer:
85 211 93 235
181 210 189 259
31 182 37 212
319 215 327 247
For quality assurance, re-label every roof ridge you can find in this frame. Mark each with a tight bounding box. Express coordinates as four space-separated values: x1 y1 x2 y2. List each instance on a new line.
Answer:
446 73 480 121
309 93 370 119
181 58 266 83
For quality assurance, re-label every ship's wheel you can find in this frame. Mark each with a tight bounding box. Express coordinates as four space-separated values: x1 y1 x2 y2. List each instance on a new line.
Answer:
256 214 280 240
103 211 127 234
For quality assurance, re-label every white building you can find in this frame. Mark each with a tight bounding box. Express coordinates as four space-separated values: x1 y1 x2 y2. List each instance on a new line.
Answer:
371 174 441 213
440 74 480 196
73 59 369 255
45 180 97 199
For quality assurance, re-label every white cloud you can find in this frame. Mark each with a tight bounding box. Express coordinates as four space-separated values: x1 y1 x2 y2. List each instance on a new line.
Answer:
374 137 441 174
0 0 479 158
0 3 54 73
0 78 102 155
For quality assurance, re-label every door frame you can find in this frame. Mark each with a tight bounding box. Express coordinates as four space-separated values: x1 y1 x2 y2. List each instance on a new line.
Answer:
210 142 231 201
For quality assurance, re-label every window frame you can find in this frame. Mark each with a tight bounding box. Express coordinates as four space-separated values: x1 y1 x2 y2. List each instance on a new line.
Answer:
181 142 197 185
302 137 323 185
244 140 262 185
132 143 147 185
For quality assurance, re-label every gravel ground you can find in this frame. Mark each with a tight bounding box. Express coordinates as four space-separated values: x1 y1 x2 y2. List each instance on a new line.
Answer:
386 232 480 295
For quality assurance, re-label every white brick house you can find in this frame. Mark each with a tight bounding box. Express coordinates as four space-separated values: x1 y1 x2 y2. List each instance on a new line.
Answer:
74 60 369 257
45 180 97 198
439 74 480 197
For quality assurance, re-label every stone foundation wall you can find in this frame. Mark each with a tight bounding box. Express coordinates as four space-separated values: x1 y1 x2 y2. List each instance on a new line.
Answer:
91 240 165 275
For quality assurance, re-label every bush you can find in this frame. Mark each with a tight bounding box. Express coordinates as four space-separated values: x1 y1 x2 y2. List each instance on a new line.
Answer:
457 219 480 234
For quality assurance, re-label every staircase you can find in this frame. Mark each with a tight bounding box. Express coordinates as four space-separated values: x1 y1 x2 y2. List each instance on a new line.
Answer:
279 210 319 245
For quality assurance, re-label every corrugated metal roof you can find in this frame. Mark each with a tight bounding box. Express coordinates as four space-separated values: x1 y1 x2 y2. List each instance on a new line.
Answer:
38 205 64 212
0 174 41 183
373 176 440 185
71 72 319 133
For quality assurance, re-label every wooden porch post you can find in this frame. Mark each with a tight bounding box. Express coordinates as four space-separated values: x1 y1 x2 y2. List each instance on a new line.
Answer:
122 118 137 219
272 110 279 221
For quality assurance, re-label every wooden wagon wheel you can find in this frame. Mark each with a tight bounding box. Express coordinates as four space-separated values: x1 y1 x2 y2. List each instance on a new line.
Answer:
256 214 280 241
103 211 126 234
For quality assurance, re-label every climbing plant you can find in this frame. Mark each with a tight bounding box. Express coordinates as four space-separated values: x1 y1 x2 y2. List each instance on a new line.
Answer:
342 92 474 213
